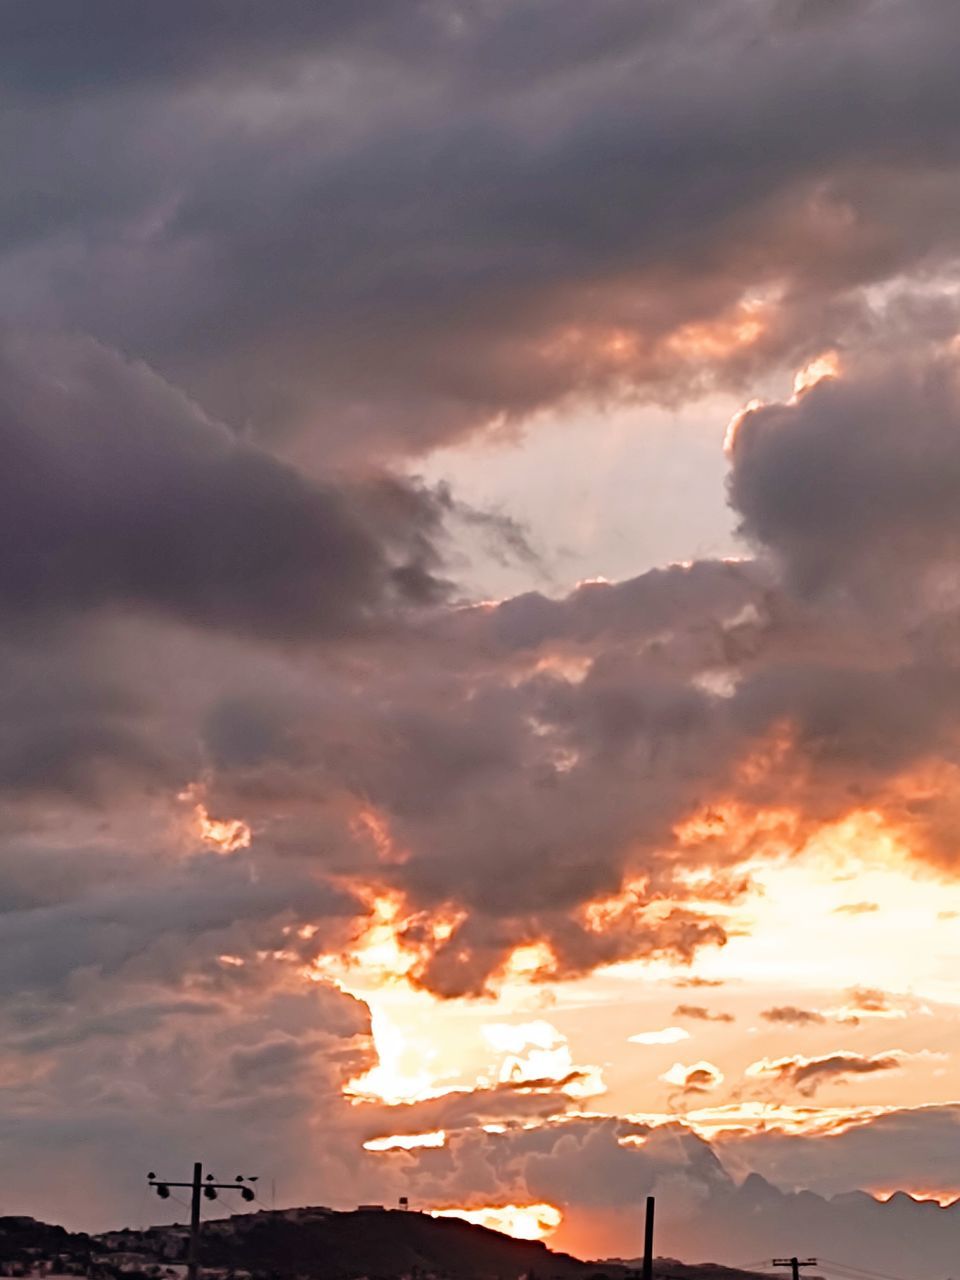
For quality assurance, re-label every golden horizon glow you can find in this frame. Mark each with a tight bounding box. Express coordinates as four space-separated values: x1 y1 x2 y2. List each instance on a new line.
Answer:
430 1203 563 1242
869 1188 960 1207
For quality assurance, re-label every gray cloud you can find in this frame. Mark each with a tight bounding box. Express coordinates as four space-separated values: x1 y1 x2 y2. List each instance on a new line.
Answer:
729 353 960 603
0 329 450 637
3 3 960 454
673 1005 735 1024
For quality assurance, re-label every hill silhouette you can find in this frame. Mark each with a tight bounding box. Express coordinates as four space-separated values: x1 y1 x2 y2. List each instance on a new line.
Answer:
1 1208 777 1280
203 1209 589 1278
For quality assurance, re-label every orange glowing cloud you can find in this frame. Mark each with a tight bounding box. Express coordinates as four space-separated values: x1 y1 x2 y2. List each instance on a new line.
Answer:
661 1060 725 1094
178 782 251 854
666 301 767 363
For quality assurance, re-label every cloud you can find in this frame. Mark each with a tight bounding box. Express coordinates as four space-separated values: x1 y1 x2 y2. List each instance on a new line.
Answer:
629 1027 691 1046
4 4 960 455
717 1101 960 1202
0 330 451 637
0 969 383 1229
661 1061 725 1095
728 351 960 604
7 5 960 1245
833 901 880 915
828 988 910 1021
381 1107 960 1275
761 1006 827 1027
673 1004 735 1023
745 1051 905 1096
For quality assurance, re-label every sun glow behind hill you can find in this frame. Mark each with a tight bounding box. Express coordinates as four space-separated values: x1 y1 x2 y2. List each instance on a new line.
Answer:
291 799 960 1251
430 1204 564 1241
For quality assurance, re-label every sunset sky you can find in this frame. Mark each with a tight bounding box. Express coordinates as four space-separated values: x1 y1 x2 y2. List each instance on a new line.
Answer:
5 3 960 1277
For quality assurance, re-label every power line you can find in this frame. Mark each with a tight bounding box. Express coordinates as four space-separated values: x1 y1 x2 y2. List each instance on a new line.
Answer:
773 1256 818 1280
148 1162 258 1280
818 1261 914 1280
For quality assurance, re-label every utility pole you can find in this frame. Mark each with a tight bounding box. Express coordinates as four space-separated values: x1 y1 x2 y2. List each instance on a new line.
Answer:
773 1257 818 1280
642 1195 655 1280
148 1163 258 1280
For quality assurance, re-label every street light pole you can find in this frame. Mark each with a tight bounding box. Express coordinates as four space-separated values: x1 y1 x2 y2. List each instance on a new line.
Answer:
148 1162 258 1280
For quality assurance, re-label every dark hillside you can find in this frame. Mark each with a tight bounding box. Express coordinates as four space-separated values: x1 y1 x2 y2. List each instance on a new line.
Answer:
202 1209 591 1280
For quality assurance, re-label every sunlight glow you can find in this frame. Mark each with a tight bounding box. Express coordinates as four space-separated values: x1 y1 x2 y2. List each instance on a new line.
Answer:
629 1027 691 1046
792 349 841 397
363 1130 447 1151
869 1188 960 1207
430 1203 563 1241
499 941 557 982
485 1020 606 1098
346 1006 441 1104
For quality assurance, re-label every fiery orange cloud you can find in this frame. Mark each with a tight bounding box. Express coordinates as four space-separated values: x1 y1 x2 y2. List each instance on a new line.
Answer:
430 1203 563 1242
672 798 800 862
306 888 465 996
580 880 649 934
665 300 767 364
497 941 558 984
178 782 251 854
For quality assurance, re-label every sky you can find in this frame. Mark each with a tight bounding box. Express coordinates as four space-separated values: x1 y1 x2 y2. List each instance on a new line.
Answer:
5 3 960 1277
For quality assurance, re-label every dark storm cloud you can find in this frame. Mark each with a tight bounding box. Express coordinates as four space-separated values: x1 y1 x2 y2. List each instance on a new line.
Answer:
0 330 449 636
728 354 960 600
3 2 960 452
0 0 369 95
0 859 361 999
